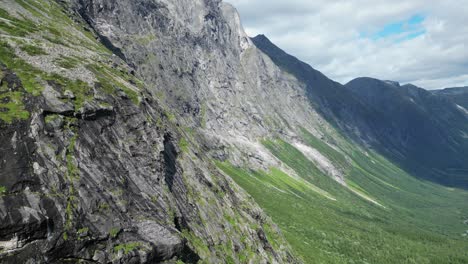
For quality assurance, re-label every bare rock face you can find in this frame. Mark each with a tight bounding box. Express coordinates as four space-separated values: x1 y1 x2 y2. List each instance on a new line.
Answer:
69 0 332 173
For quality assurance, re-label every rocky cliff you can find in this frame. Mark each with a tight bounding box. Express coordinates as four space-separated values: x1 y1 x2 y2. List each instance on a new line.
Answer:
0 0 300 263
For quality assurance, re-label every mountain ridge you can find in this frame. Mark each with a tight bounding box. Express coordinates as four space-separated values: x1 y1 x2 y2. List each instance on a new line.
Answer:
432 86 468 109
253 34 468 188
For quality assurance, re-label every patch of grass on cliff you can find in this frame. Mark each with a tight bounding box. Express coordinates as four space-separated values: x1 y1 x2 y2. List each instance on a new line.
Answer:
109 227 120 238
87 64 140 105
16 0 46 17
19 44 48 56
1 2 143 105
48 73 92 109
0 186 6 196
0 0 146 117
0 8 39 37
0 91 30 123
0 42 90 107
113 242 141 254
3 40 93 109
179 137 189 153
0 42 45 96
45 114 60 124
54 56 81 69
181 230 210 258
77 227 89 235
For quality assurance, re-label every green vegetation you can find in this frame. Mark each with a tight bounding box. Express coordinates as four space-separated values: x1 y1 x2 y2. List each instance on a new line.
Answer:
19 44 48 56
45 114 60 124
262 138 342 194
54 56 81 69
0 64 30 124
0 3 141 110
109 227 120 238
15 0 109 53
0 7 39 37
0 90 30 123
179 137 189 153
0 42 90 108
218 136 468 264
113 242 141 254
0 41 45 96
165 111 176 123
87 64 140 105
77 227 89 236
0 186 6 196
98 202 110 213
52 74 93 109
181 230 210 257
66 131 79 180
300 128 349 170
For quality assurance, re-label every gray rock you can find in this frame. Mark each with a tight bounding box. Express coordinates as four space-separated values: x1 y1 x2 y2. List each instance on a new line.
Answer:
63 90 76 100
42 85 74 115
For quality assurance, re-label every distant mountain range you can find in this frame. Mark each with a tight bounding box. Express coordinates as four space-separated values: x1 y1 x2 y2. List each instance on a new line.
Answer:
432 86 468 109
253 34 468 188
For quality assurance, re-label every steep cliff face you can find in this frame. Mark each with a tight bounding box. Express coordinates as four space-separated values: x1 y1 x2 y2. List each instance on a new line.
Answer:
69 0 335 171
0 1 297 263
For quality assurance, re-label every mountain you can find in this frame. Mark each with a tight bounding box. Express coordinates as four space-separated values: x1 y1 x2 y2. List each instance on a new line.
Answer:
0 1 297 263
432 86 468 109
345 79 468 187
253 35 468 188
1 0 468 264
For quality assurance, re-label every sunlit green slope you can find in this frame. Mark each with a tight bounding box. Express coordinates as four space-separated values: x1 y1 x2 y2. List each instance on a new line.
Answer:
218 128 468 263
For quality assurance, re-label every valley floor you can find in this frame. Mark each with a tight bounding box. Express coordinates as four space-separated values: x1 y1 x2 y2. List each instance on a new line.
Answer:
218 129 468 263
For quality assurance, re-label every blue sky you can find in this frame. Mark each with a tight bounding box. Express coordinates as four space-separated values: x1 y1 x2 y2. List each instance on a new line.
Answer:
368 14 426 41
225 0 468 89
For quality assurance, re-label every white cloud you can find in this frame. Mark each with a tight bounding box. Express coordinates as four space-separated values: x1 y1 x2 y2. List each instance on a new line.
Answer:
225 0 468 89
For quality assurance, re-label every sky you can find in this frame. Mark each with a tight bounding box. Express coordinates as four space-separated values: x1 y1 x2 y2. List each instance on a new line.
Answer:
224 0 468 90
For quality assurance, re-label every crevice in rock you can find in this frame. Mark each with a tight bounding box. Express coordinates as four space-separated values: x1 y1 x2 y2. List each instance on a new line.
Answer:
162 133 178 192
173 216 188 232
179 243 201 264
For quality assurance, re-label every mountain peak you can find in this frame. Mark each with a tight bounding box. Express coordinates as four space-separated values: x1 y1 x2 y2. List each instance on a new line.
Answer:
384 80 401 87
252 34 270 43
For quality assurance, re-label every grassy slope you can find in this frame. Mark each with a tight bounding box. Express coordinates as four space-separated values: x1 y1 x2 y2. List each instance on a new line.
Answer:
218 129 468 263
0 0 141 124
